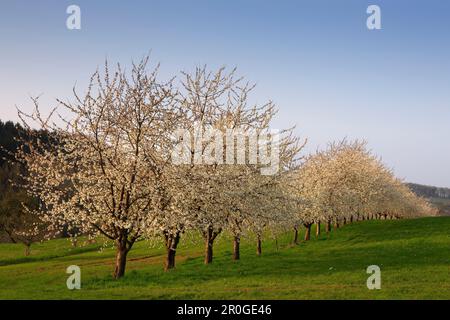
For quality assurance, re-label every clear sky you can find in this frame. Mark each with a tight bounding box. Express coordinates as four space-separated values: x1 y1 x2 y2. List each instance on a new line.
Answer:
0 0 449 187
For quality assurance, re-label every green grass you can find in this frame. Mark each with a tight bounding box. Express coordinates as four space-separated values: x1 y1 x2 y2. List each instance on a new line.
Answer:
1 217 449 299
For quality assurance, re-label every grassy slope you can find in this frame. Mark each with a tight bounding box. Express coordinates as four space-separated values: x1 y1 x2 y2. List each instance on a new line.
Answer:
0 217 449 300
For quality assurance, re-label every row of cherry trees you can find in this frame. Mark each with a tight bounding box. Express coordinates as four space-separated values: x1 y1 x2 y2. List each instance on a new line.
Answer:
14 57 436 278
286 140 436 242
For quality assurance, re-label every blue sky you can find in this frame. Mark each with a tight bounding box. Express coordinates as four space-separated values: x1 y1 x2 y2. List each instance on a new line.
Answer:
0 0 449 187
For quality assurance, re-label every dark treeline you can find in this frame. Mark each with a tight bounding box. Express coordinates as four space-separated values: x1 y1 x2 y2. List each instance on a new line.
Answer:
0 120 32 196
0 120 67 246
407 183 450 216
407 183 450 200
0 120 29 243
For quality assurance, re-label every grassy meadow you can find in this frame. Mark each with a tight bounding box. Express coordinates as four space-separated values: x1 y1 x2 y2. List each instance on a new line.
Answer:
0 217 449 299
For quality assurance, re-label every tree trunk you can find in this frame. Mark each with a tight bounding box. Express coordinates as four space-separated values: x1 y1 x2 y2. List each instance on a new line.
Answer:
343 217 347 225
256 236 262 256
325 220 331 233
203 226 221 264
304 223 311 241
165 248 176 271
24 243 31 256
315 222 321 237
113 245 128 279
205 238 213 264
334 220 340 229
350 215 354 223
164 232 181 271
293 226 299 244
233 236 240 260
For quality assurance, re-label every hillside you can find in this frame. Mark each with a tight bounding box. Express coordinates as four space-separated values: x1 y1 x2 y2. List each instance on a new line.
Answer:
407 183 450 215
0 217 449 299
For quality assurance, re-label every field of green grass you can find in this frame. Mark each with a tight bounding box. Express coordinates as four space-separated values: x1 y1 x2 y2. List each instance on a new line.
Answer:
0 217 449 299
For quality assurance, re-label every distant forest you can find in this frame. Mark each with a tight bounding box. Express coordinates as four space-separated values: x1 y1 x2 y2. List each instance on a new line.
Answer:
0 120 60 243
407 183 450 216
407 183 450 199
